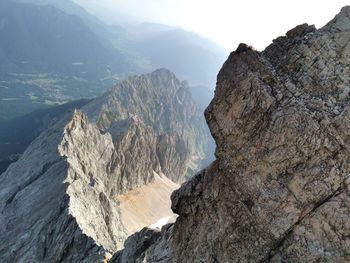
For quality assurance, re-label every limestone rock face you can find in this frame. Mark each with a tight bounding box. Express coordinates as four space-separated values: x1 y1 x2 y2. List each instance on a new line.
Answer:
114 7 350 263
0 114 104 262
0 69 208 261
84 68 211 182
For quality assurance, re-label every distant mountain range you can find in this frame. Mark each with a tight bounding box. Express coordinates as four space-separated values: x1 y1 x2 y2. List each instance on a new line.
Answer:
120 24 227 87
0 1 127 74
0 0 228 120
15 0 115 39
15 0 228 87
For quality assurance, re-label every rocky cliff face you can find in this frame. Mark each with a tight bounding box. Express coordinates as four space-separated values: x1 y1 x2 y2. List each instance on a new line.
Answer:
0 113 104 262
0 69 209 262
113 7 350 263
84 69 211 181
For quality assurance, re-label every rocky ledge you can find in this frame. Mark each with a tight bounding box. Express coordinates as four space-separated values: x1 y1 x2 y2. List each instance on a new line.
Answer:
113 7 350 263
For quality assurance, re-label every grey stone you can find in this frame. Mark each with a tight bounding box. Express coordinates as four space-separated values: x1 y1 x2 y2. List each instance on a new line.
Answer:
0 69 209 262
114 6 350 263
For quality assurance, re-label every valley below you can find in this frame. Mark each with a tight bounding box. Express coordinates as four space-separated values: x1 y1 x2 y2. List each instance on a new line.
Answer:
1 1 350 263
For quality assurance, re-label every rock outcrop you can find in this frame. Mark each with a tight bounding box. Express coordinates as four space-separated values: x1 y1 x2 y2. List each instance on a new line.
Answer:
0 113 104 263
84 68 211 181
0 69 209 262
113 7 350 263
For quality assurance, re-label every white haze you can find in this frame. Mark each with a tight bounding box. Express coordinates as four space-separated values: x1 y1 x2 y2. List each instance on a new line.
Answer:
74 0 350 51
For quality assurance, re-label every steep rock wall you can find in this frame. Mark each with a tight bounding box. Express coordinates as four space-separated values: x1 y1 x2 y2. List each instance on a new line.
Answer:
114 7 350 263
0 69 208 261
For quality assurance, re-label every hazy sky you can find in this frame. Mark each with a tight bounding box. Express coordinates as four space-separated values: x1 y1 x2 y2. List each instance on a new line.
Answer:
75 0 349 51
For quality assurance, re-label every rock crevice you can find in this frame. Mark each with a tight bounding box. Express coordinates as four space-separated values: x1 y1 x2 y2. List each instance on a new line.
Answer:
114 7 350 263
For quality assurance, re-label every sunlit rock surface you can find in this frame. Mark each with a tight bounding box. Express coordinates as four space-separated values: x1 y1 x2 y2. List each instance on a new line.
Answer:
113 7 350 263
0 69 209 262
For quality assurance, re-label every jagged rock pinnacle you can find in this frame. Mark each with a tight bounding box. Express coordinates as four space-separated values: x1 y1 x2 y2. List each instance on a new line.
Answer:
113 7 350 263
0 69 210 262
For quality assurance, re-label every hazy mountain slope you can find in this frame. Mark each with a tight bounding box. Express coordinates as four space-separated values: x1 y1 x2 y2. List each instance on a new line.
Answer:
22 0 227 103
0 0 131 120
14 0 112 39
1 0 227 121
0 99 90 174
12 0 228 89
0 69 210 261
0 1 124 74
111 23 228 88
134 27 227 87
112 7 350 263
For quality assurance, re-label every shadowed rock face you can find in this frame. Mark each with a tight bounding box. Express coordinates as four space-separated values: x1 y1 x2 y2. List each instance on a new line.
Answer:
113 7 350 263
0 69 209 262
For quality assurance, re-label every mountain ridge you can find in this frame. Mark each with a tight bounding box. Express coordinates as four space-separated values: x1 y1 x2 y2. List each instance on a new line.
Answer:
112 6 350 262
0 69 210 261
1 0 227 121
